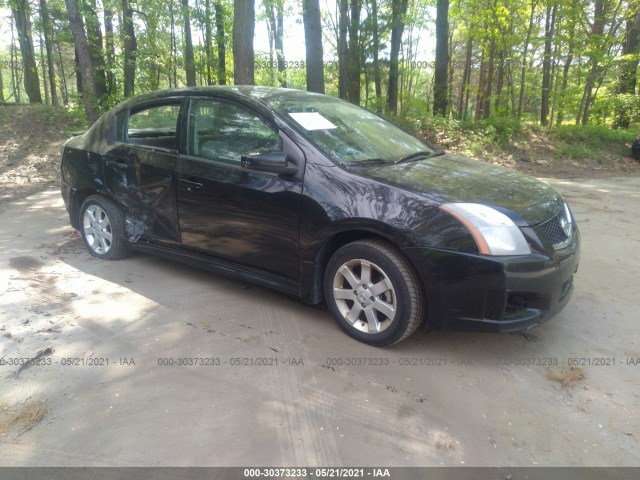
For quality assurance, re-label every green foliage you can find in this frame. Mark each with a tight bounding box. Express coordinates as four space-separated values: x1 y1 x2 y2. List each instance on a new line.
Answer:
610 93 640 125
550 125 631 161
386 96 520 150
64 93 93 128
546 125 635 164
470 118 522 147
0 0 637 171
382 101 634 165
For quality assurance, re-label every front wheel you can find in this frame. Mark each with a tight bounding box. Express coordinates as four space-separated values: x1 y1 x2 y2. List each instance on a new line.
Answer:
79 195 129 260
324 240 424 346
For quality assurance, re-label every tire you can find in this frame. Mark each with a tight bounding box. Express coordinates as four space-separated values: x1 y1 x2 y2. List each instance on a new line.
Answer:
79 195 129 260
324 239 424 346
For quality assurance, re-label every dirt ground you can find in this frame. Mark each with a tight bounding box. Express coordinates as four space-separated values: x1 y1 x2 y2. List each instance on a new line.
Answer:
0 180 638 467
0 106 639 467
0 105 81 202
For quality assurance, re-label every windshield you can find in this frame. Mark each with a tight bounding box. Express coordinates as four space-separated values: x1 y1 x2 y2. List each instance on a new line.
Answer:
267 95 435 165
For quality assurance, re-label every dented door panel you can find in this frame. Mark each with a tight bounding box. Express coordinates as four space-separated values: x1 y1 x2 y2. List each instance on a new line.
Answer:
104 144 181 243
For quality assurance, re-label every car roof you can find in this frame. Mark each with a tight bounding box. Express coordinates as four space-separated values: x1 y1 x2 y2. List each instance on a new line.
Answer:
114 86 328 112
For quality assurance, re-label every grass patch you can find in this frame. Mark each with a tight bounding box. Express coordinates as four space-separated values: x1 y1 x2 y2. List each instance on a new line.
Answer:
0 399 48 436
553 141 600 161
551 124 631 144
549 125 631 161
545 366 586 387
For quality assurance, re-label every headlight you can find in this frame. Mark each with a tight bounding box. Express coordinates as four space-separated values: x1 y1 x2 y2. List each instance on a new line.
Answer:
440 203 531 256
560 202 573 239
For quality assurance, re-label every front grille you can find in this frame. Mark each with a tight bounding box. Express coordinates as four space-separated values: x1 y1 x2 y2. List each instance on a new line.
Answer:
538 204 575 250
540 213 568 246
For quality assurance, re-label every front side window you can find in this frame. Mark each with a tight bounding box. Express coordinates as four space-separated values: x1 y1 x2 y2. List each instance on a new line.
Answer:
124 104 181 150
189 98 281 163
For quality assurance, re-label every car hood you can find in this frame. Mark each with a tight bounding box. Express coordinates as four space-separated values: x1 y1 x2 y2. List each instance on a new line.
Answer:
360 153 563 226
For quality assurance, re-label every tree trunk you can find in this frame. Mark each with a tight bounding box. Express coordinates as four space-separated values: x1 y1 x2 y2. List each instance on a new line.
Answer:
347 0 361 104
56 37 69 105
540 3 557 126
578 73 596 125
205 0 214 85
10 0 42 103
39 32 50 104
104 2 116 95
270 1 286 87
457 37 472 120
65 0 97 121
10 18 21 103
0 67 4 102
146 9 162 91
84 0 106 104
338 0 349 100
266 4 276 83
277 5 286 87
371 0 382 102
9 23 20 103
517 0 536 120
121 0 137 97
169 7 175 88
265 0 285 87
39 0 57 105
183 0 196 86
215 1 227 85
475 48 486 120
504 18 516 117
549 38 561 126
555 24 575 125
494 50 504 114
233 0 255 85
579 0 606 125
447 26 454 114
303 0 324 93
614 9 640 128
483 38 495 119
387 0 408 113
75 48 82 95
433 0 449 116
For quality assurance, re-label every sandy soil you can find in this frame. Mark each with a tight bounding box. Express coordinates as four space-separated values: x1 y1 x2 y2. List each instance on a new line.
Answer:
0 178 638 467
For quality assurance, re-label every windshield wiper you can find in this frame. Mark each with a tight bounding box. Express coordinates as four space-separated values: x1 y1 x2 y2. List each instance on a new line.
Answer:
395 150 444 164
343 158 394 167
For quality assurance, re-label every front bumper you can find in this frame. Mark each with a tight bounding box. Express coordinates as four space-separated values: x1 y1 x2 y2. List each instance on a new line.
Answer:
403 232 580 333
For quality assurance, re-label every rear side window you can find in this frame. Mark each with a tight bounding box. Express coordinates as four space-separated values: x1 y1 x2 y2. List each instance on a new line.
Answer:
122 104 181 150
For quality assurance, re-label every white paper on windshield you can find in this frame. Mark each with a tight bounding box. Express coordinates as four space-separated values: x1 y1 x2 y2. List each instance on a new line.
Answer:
288 112 337 131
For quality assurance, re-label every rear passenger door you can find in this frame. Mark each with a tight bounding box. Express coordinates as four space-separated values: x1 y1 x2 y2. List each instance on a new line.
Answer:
105 100 183 243
176 97 303 280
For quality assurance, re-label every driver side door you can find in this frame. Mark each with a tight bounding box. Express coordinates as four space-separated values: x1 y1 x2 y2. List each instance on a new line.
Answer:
176 97 303 280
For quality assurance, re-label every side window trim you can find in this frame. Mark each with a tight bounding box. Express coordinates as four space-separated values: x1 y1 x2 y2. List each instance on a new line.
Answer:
112 98 185 152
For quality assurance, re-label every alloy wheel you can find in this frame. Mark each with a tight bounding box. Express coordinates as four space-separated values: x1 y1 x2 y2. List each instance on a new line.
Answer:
332 258 397 334
83 204 113 255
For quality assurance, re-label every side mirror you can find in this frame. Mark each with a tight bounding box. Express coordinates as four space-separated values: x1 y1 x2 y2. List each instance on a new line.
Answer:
240 151 298 176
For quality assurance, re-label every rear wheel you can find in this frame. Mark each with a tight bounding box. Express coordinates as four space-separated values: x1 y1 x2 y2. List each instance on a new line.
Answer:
324 239 424 346
79 195 129 260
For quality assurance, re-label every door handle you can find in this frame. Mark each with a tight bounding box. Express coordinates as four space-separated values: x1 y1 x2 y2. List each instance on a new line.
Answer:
179 178 204 191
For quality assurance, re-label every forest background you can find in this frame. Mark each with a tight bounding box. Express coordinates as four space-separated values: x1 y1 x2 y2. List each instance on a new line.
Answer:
2 0 640 170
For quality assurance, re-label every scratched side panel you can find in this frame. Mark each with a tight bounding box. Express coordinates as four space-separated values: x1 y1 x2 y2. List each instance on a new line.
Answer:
103 144 180 243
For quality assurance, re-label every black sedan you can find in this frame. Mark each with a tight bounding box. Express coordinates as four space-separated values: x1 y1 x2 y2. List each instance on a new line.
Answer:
60 86 580 346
